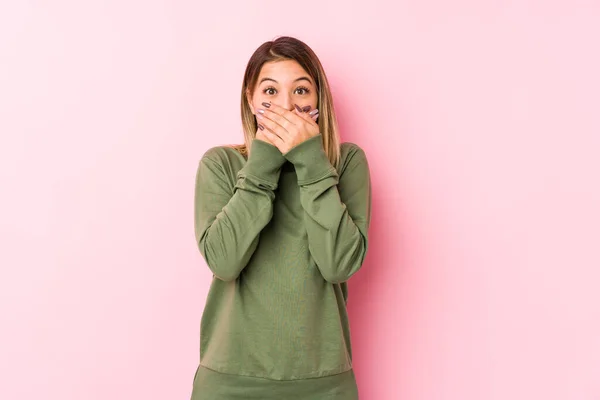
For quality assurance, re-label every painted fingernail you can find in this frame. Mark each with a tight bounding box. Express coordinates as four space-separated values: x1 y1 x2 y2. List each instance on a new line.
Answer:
257 109 265 114
294 104 302 112
257 124 265 130
309 109 319 116
302 105 311 112
262 102 271 108
311 113 319 119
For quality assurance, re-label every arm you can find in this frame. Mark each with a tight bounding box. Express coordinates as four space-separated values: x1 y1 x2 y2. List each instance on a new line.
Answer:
284 135 372 283
194 139 287 281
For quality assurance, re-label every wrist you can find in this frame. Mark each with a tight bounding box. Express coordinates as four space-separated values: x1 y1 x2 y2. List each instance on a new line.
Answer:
240 138 287 184
283 134 338 184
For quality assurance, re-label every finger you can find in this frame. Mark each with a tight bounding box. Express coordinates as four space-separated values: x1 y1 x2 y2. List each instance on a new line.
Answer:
260 102 303 127
257 125 285 150
255 128 273 145
296 106 318 120
257 108 293 134
294 106 319 127
256 112 292 141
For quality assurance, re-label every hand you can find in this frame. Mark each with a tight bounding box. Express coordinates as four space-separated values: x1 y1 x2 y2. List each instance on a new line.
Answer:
255 102 320 154
254 128 275 146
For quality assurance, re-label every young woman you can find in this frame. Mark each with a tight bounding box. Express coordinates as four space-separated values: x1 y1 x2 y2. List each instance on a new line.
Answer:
191 36 372 399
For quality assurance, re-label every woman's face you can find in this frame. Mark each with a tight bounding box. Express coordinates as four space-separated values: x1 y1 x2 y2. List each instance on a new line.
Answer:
247 59 318 116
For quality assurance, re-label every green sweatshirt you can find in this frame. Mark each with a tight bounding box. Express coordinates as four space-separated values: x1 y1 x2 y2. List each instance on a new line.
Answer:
191 134 371 399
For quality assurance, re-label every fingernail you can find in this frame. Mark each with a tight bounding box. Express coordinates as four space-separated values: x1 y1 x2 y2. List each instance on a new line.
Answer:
311 113 319 119
302 105 311 112
309 109 319 116
294 104 302 112
262 102 271 108
257 124 265 130
257 109 265 114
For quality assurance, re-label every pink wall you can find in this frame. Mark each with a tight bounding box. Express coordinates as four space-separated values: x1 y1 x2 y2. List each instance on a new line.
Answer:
1 1 599 399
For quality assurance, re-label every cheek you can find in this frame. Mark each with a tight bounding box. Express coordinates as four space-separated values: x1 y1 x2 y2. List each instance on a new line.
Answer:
249 98 262 114
251 100 260 114
251 92 268 113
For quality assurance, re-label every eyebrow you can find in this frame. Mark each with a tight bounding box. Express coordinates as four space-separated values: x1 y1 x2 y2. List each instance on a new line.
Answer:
259 76 313 85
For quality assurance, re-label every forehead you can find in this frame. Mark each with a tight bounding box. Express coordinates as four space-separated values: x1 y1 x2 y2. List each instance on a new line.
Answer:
257 60 310 82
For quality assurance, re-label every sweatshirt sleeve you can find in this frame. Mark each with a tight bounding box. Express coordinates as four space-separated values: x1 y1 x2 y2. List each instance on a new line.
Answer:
194 139 287 281
283 134 372 283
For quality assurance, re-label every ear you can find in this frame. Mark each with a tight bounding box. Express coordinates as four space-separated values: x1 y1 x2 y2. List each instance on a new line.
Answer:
245 89 255 114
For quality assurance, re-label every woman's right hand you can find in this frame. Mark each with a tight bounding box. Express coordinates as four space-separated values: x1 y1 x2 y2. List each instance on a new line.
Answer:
255 129 276 147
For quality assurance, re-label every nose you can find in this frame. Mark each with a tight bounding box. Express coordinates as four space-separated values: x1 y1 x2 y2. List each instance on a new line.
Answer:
279 93 295 111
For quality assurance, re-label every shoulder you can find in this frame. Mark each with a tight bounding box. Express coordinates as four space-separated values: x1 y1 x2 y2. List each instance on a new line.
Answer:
199 145 246 168
196 145 247 185
341 141 366 158
339 141 369 174
202 144 244 162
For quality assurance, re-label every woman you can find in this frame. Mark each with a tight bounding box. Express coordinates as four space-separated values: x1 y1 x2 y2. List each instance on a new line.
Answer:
191 36 371 399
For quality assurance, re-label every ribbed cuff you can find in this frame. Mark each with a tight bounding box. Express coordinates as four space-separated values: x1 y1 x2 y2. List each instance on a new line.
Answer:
239 139 287 185
283 134 338 185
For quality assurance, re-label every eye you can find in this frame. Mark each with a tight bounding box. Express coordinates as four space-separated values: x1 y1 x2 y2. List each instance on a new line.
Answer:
294 86 310 95
263 87 277 95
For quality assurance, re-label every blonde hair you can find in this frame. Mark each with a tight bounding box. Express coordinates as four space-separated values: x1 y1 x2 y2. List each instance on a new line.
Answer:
230 36 341 169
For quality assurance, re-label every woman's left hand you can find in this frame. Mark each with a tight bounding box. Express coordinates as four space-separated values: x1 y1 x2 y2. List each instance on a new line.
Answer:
255 102 320 155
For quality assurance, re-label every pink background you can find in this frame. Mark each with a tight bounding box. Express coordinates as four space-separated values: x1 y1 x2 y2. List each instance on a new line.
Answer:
1 1 599 399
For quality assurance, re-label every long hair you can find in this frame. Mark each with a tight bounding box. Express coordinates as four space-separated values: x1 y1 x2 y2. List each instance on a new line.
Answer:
231 36 341 169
